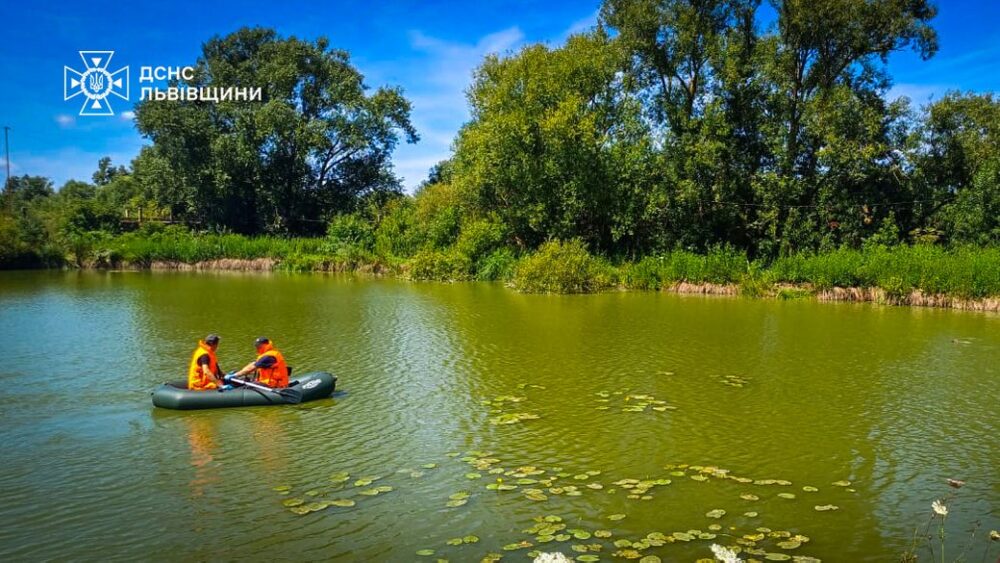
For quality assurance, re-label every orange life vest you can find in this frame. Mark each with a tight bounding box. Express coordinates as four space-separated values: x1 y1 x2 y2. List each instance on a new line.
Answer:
188 340 220 391
255 343 289 388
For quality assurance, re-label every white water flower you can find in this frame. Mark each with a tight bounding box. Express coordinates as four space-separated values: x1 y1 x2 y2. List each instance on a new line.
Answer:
532 553 572 563
710 543 744 563
932 499 948 516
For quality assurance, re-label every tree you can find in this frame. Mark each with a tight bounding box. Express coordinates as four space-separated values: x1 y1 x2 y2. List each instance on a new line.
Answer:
452 30 657 253
910 93 1000 244
135 27 418 234
601 0 939 255
92 157 128 186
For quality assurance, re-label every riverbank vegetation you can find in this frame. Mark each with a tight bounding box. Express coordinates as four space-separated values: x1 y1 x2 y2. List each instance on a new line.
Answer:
2 1 999 302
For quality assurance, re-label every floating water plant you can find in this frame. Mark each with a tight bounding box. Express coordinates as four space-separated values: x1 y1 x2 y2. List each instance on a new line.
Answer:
488 412 540 425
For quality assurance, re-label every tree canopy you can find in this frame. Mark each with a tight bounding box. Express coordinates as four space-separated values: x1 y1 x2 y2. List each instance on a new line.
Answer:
134 27 418 234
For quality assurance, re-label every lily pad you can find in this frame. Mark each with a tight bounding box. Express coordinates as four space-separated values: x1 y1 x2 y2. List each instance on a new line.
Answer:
282 498 304 507
463 535 480 543
743 511 758 518
764 554 791 561
777 492 796 499
576 556 600 562
640 557 661 563
672 532 694 541
608 514 627 521
832 480 851 487
814 504 839 511
445 499 468 507
449 492 471 500
802 486 818 492
706 509 726 518
328 499 356 507
446 538 463 546
740 493 760 501
273 485 292 492
416 549 435 556
502 541 532 551
594 530 612 538
690 475 709 482
422 463 437 469
354 479 374 487
776 540 801 550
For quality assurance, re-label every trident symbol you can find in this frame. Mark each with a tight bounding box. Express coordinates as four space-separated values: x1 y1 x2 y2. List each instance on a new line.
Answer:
88 73 105 93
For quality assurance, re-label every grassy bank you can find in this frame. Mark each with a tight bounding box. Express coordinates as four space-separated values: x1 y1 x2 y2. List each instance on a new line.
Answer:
24 227 995 307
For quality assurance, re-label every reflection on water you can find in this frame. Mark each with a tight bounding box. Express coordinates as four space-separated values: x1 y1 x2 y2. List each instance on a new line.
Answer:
185 415 219 498
0 271 997 561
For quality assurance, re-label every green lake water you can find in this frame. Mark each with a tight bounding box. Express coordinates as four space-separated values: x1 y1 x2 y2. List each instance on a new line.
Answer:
0 271 997 561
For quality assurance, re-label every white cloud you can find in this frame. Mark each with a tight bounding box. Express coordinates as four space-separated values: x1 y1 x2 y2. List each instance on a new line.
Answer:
55 114 76 128
380 26 527 191
885 83 952 106
120 111 136 121
561 9 600 39
408 26 525 90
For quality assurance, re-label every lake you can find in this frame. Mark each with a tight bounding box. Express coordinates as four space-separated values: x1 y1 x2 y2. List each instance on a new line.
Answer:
0 271 997 561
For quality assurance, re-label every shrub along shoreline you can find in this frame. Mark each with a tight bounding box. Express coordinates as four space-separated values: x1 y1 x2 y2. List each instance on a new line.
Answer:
19 228 1000 312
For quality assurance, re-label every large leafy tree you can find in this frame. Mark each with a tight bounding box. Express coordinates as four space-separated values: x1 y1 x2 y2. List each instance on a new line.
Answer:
601 0 938 255
909 93 1000 244
452 30 658 253
135 27 417 234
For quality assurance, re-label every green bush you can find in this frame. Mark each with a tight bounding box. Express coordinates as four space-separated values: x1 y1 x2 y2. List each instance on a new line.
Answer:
620 256 664 290
407 249 473 281
476 248 517 281
326 213 375 252
512 239 612 293
455 218 507 263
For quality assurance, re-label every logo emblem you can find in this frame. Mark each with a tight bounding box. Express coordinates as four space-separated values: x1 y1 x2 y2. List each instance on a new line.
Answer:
303 379 321 390
64 51 129 116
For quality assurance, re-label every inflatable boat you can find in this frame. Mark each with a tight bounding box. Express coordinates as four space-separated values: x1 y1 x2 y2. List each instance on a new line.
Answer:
152 371 337 410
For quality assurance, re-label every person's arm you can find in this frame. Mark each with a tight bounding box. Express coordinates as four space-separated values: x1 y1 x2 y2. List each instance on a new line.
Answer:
233 356 276 379
233 360 259 378
197 354 222 384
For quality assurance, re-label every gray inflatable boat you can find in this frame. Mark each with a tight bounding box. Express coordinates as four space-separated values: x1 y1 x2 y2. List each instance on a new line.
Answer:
152 371 337 410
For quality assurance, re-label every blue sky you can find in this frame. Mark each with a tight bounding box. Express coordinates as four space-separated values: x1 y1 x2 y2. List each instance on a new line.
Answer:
1 0 998 191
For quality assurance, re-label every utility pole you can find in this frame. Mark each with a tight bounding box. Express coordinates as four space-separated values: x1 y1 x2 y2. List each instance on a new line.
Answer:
3 126 9 193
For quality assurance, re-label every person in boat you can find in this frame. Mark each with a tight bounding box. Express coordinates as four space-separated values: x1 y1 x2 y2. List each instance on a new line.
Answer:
228 337 290 389
188 334 225 391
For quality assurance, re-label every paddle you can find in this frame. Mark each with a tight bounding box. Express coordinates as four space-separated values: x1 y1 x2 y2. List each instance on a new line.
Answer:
226 375 303 404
